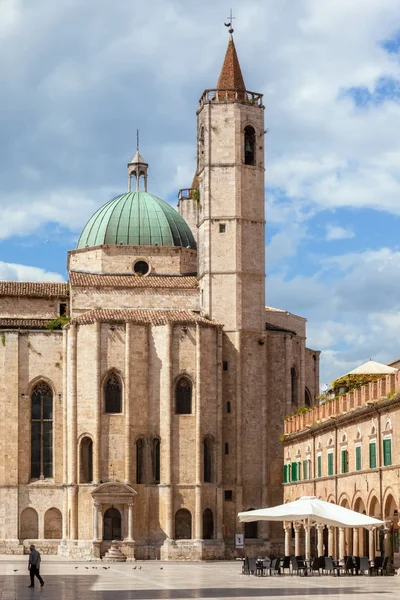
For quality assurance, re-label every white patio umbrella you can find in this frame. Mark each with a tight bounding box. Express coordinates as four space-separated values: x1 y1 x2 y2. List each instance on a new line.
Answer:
238 496 384 559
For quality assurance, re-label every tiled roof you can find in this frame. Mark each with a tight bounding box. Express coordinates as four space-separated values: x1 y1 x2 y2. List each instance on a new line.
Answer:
69 271 198 290
217 36 246 91
0 281 68 298
0 318 53 330
73 309 219 327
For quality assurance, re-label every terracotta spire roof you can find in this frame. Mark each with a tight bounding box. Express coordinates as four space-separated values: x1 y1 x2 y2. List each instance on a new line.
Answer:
216 35 246 91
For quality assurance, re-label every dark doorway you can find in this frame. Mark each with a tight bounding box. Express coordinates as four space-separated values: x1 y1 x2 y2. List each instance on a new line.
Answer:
103 508 122 540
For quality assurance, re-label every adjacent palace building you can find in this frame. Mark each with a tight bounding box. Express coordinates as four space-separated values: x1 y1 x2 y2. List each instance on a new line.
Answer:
283 366 400 565
0 32 319 560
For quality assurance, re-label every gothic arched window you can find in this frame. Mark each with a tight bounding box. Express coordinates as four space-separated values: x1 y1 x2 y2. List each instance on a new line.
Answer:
105 373 122 413
305 387 312 407
175 377 192 414
152 438 160 484
244 125 256 166
31 382 53 479
79 437 93 483
136 437 145 484
202 508 214 539
291 367 298 406
175 509 192 539
203 437 213 483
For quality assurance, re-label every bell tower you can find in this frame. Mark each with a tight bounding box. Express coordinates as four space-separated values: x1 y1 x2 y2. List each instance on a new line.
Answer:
196 30 265 332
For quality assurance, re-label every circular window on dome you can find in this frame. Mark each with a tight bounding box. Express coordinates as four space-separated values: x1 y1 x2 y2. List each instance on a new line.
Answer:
133 260 150 276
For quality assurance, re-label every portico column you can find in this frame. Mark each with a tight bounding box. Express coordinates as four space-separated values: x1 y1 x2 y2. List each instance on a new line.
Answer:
92 502 99 541
339 527 345 560
126 503 134 541
328 526 334 557
317 525 324 557
353 528 359 557
284 524 291 556
304 523 311 560
294 524 301 557
369 527 375 561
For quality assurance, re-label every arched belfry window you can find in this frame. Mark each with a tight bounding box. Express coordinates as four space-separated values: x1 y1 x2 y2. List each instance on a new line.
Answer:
175 377 192 414
244 125 256 166
136 438 145 484
105 373 122 413
31 382 53 479
79 437 93 483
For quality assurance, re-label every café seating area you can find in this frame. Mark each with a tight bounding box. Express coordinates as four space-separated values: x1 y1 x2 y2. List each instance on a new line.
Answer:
241 555 390 577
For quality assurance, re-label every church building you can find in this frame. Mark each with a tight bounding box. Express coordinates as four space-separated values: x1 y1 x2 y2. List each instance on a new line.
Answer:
0 31 319 560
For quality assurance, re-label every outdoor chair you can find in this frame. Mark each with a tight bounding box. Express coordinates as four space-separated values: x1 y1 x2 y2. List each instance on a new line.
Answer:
359 557 370 575
370 556 388 576
269 557 281 576
324 556 341 576
281 556 291 574
343 555 356 575
259 558 271 576
290 556 308 576
310 557 322 575
247 557 258 575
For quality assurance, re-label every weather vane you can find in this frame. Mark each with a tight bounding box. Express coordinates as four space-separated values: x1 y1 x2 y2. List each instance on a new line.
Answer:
224 9 235 34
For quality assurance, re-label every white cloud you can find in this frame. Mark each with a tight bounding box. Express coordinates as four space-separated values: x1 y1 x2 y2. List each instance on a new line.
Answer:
325 224 355 240
0 261 64 282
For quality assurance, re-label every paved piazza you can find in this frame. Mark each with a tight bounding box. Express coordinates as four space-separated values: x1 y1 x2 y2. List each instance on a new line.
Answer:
0 557 397 600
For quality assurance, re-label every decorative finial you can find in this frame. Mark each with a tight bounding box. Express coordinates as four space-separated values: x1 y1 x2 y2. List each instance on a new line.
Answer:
224 8 235 35
137 129 139 152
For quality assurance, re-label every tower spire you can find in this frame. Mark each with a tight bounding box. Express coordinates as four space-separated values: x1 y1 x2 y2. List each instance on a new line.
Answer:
127 131 148 192
217 15 246 91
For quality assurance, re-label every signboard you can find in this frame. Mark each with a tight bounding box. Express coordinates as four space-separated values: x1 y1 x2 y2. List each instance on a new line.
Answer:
235 533 244 548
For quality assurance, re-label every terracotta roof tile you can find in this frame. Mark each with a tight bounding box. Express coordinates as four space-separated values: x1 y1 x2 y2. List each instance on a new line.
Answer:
0 281 68 298
0 318 53 330
73 309 219 327
217 36 246 91
69 271 198 290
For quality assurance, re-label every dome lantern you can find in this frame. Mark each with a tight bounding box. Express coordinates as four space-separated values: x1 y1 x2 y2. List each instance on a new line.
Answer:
127 130 148 192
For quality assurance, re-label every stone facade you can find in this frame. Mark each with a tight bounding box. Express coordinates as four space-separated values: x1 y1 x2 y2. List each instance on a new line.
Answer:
0 34 319 560
283 372 400 563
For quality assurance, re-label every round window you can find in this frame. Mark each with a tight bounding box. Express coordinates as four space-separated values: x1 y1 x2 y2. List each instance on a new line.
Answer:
133 260 150 276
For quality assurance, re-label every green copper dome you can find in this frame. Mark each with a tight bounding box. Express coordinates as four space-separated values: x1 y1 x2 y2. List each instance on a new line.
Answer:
77 191 196 250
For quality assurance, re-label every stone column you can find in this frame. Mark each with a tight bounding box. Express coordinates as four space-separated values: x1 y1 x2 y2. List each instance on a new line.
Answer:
126 503 134 541
353 528 359 557
304 523 311 560
124 322 132 484
317 525 325 557
92 502 99 541
93 321 101 483
194 324 202 540
328 526 334 558
369 528 375 561
164 324 174 539
294 524 301 557
339 527 345 560
284 524 291 556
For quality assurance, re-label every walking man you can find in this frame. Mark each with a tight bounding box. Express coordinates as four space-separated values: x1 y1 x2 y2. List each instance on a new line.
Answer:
28 544 44 588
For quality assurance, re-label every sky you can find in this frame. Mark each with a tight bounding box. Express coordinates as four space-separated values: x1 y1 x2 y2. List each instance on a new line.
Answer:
1 0 400 386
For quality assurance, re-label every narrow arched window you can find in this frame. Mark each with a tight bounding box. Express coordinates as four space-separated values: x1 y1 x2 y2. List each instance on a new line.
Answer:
203 508 214 539
31 382 53 479
244 125 256 166
244 509 258 539
175 377 192 414
291 367 298 406
175 509 192 539
136 438 145 484
152 438 160 484
305 387 312 407
203 437 213 483
105 373 122 413
79 437 93 483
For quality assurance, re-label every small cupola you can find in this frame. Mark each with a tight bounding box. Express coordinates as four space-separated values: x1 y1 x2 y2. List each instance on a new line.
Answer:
127 133 148 191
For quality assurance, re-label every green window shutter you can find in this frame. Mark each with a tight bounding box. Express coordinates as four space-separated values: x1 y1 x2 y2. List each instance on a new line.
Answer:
317 455 322 478
292 461 297 482
356 446 361 471
341 449 347 474
288 463 291 482
298 462 301 481
383 439 392 467
369 442 376 469
303 459 307 480
283 464 287 484
328 452 334 476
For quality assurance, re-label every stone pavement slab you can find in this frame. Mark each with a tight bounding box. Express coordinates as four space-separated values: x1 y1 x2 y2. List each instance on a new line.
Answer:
0 558 398 600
